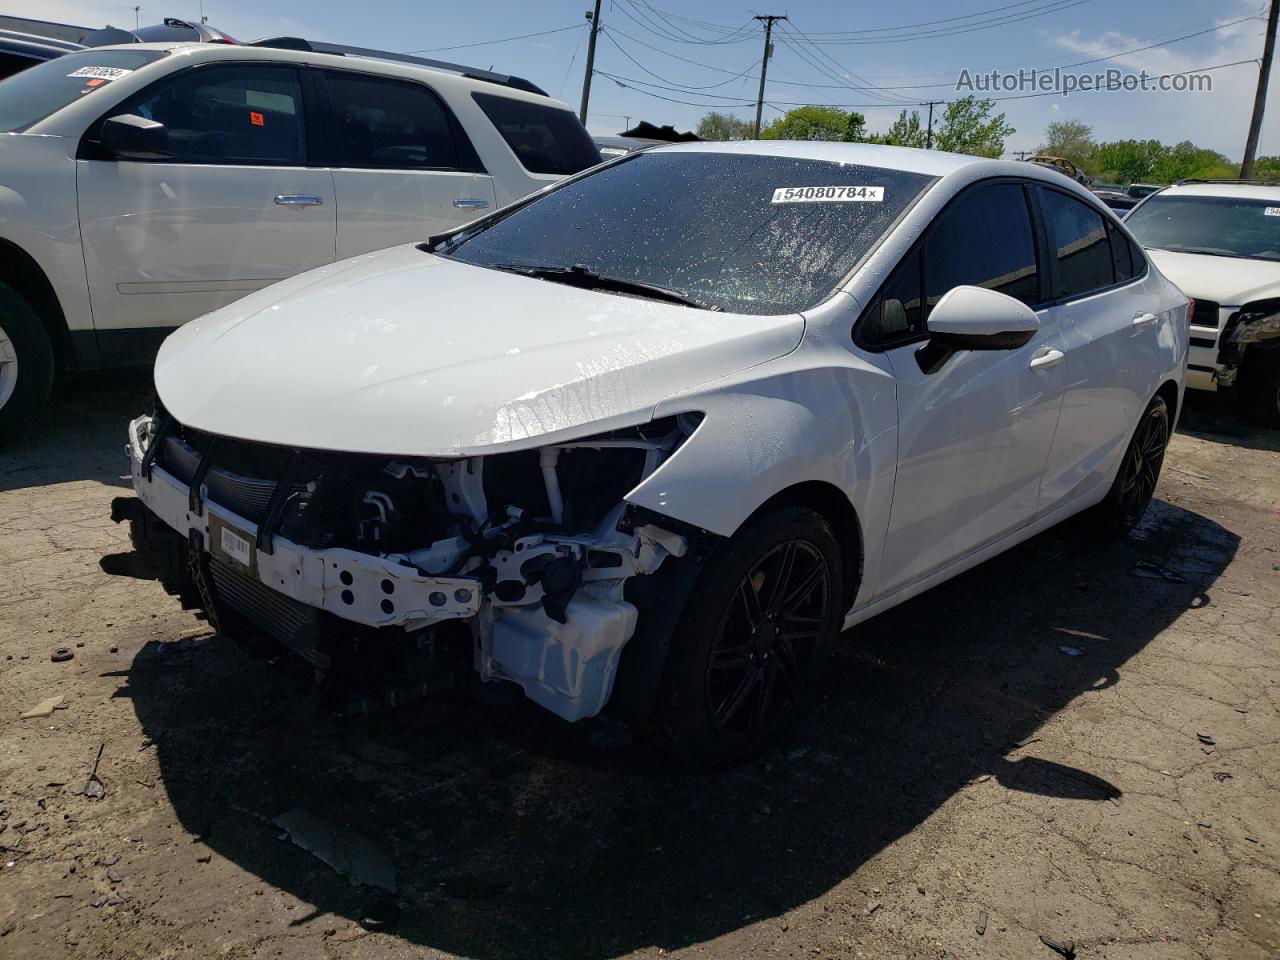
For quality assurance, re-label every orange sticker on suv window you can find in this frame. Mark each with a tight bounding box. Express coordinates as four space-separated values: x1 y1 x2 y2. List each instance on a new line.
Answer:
250 111 264 127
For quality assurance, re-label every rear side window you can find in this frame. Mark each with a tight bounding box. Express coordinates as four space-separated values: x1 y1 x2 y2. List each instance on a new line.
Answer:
322 71 481 171
124 64 305 164
1041 188 1114 298
472 92 601 175
924 181 1040 313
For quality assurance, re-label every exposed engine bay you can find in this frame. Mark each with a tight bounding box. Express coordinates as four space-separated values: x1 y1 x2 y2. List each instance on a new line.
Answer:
117 410 702 722
1217 298 1280 389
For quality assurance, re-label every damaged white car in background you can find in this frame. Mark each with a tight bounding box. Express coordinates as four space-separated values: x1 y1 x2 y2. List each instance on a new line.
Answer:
114 141 1190 764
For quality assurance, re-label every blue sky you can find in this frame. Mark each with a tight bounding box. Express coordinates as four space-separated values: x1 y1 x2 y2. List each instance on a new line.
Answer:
24 0 1280 158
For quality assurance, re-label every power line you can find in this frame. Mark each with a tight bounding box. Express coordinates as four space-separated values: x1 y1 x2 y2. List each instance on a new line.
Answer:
611 0 755 46
404 24 581 54
801 0 1098 46
600 57 1258 110
602 29 759 90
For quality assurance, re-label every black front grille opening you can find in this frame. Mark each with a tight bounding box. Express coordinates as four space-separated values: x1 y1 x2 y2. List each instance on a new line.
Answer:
1191 300 1221 327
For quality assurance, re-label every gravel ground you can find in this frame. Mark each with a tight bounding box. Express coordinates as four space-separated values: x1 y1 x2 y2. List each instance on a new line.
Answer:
1 372 1278 960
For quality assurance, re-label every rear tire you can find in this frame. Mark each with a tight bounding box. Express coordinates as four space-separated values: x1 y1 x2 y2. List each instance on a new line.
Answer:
1239 352 1280 428
1090 394 1170 534
0 283 56 444
652 506 845 767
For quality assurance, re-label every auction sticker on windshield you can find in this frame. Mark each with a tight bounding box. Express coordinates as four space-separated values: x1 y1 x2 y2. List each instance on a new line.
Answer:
771 185 884 204
67 66 133 81
1266 207 1280 217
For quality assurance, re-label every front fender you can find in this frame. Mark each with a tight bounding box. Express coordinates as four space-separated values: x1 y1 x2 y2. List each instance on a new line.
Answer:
625 343 898 608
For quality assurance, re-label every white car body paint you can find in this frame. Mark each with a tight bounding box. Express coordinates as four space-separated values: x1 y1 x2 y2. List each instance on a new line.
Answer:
132 140 1190 723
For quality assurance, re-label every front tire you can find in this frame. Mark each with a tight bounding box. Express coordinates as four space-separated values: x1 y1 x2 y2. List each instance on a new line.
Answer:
653 506 845 766
0 284 56 444
1092 393 1170 533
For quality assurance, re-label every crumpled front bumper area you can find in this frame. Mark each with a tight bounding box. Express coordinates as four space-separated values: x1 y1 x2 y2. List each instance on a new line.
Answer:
119 412 691 722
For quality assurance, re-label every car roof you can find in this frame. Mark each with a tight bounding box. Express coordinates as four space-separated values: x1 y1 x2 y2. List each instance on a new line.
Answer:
647 139 1048 179
1157 181 1280 202
89 41 571 108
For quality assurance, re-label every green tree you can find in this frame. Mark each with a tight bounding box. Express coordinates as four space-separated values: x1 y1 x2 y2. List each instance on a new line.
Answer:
1150 140 1236 182
1037 119 1096 171
1254 155 1280 179
871 109 927 148
1092 139 1168 183
696 111 753 141
761 106 867 142
933 96 1014 157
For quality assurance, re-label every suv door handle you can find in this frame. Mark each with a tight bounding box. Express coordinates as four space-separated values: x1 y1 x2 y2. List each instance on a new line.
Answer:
1029 348 1064 371
452 198 490 209
274 194 324 206
1132 312 1158 328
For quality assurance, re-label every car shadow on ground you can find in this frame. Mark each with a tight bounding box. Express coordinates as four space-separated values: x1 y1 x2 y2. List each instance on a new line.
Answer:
1177 390 1280 453
0 370 152 493
112 494 1237 959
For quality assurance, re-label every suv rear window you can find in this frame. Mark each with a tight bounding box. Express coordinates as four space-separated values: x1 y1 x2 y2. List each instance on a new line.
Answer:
0 49 166 132
445 151 934 315
471 92 600 175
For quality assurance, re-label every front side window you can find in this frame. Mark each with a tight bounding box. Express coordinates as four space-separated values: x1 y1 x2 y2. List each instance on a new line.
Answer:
471 92 601 175
122 64 305 164
1041 188 1114 298
444 151 935 315
1125 194 1280 263
0 49 166 132
859 180 1039 346
323 71 479 171
924 181 1040 313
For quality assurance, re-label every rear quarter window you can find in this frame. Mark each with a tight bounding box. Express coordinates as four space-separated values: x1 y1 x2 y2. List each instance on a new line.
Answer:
471 92 600 175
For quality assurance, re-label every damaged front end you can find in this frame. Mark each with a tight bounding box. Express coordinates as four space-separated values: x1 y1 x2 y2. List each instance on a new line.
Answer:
114 410 702 722
1216 298 1280 388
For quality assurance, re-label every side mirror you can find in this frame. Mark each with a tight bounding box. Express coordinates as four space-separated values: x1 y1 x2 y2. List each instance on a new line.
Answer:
916 285 1039 374
99 114 170 160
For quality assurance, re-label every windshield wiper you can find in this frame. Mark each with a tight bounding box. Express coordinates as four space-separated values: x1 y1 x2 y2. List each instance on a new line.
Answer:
490 263 722 311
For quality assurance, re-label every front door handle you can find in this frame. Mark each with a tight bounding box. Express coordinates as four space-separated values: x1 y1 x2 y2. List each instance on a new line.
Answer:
1132 312 1159 328
1029 348 1064 371
452 198 490 209
275 194 324 206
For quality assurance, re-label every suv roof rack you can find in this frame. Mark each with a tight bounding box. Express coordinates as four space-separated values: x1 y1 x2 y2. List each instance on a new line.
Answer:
1175 178 1280 187
247 37 549 97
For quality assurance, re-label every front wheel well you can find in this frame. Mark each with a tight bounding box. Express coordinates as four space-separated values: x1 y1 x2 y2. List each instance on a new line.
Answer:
1156 379 1180 424
745 481 863 612
0 239 71 373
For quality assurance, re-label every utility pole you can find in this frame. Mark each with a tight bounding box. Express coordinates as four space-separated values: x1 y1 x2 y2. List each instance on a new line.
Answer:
579 0 603 125
924 100 944 150
752 15 786 139
1241 0 1278 178
1011 150 1035 161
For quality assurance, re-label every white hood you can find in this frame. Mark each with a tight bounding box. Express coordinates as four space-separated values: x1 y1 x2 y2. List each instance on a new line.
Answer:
1146 249 1280 307
155 246 804 457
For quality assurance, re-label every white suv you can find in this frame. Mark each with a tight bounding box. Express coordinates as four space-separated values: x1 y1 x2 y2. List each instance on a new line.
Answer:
0 39 600 437
1125 180 1280 425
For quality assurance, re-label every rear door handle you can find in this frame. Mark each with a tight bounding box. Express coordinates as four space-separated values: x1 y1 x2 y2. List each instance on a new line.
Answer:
1132 312 1158 328
275 194 324 206
453 198 490 209
1029 348 1064 371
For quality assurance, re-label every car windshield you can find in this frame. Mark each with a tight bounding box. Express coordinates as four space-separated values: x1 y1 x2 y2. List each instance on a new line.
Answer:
0 49 166 132
1126 194 1280 262
444 151 935 315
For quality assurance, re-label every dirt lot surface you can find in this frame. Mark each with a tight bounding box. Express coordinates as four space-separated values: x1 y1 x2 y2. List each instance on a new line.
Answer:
1 373 1278 960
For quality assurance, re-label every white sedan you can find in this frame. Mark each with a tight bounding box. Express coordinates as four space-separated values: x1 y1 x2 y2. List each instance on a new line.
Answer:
117 141 1189 764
